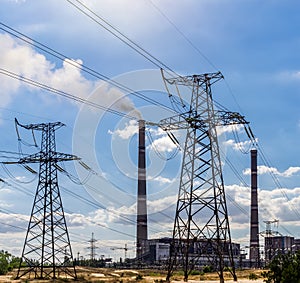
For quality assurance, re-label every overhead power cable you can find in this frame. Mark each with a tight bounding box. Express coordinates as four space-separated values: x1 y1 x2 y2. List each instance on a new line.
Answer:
0 68 137 120
60 175 169 234
0 22 176 115
145 128 180 161
65 0 179 77
146 0 219 72
0 220 25 231
67 0 231 122
257 143 300 221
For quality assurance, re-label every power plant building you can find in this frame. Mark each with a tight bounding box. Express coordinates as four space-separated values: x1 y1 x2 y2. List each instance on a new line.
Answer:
147 238 241 267
264 235 297 263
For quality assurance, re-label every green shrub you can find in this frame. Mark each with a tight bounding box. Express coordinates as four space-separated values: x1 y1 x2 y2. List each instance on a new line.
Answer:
202 265 212 273
249 272 258 280
190 270 201 275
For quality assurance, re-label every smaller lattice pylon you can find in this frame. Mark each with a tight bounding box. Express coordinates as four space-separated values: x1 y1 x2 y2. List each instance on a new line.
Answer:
4 119 78 279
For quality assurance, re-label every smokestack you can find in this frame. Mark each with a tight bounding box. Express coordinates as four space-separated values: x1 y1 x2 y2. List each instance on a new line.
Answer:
250 148 260 267
136 120 148 260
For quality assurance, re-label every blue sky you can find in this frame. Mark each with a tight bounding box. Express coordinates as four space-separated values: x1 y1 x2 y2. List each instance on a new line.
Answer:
1 0 300 261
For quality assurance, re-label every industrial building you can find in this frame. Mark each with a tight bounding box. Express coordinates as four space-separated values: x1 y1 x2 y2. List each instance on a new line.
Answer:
264 235 300 264
147 237 241 269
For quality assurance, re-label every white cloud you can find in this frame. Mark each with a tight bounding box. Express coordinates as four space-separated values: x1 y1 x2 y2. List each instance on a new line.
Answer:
108 120 138 139
223 138 257 152
224 183 300 238
0 33 96 108
0 32 143 120
148 195 177 214
148 135 177 153
109 122 179 154
243 165 300 178
65 212 90 228
92 194 177 227
147 127 180 153
281 167 300 177
276 70 300 82
217 124 243 136
0 212 28 233
148 175 175 185
243 165 279 176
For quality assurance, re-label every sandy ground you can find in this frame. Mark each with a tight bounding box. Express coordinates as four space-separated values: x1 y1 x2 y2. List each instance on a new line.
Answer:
0 268 265 282
171 280 264 283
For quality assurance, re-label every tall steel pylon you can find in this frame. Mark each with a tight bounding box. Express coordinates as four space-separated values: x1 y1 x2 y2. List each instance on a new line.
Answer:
6 119 78 279
160 72 252 282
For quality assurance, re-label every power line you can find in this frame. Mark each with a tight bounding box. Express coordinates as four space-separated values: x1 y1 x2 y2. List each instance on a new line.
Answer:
60 178 169 235
257 143 300 221
0 22 176 114
0 68 137 120
144 1 248 118
65 0 179 77
146 0 219 72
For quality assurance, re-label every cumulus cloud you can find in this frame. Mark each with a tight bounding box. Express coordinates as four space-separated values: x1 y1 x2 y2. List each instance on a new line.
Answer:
148 175 175 185
65 212 90 228
0 32 143 120
108 120 138 139
243 165 300 177
259 187 300 223
217 124 243 136
109 121 179 155
93 194 177 227
147 127 179 153
224 183 300 238
0 212 28 233
148 135 177 153
282 167 300 177
0 33 94 107
223 138 257 152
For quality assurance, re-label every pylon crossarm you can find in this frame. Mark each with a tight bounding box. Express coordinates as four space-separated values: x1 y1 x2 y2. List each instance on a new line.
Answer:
15 118 64 131
54 152 80 161
2 152 79 164
159 110 248 133
215 111 249 126
162 71 224 87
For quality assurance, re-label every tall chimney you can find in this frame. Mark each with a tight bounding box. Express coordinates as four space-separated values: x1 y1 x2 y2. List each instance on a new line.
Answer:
136 120 148 260
249 148 260 267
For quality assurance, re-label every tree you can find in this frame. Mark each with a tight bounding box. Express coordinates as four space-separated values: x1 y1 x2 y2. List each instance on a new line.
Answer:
262 251 300 283
0 250 10 275
0 250 21 275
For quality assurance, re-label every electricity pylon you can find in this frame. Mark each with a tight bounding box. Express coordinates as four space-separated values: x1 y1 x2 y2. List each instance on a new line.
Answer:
5 119 78 279
160 72 252 283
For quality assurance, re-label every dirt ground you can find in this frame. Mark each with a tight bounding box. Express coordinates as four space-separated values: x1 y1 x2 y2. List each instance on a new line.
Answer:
0 267 265 282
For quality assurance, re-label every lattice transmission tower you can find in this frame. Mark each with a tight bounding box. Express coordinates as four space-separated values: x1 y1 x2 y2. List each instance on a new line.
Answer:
5 119 78 279
160 72 253 283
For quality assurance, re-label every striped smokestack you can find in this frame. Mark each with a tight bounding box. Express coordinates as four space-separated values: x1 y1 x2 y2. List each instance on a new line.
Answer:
249 148 260 267
136 120 148 260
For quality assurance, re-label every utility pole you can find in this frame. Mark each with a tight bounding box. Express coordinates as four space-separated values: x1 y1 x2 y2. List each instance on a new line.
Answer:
261 219 281 265
159 72 254 283
88 232 97 263
5 119 78 279
110 244 129 261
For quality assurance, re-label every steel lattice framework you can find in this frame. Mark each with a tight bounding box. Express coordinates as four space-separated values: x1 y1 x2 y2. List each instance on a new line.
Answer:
7 119 78 279
161 72 249 282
